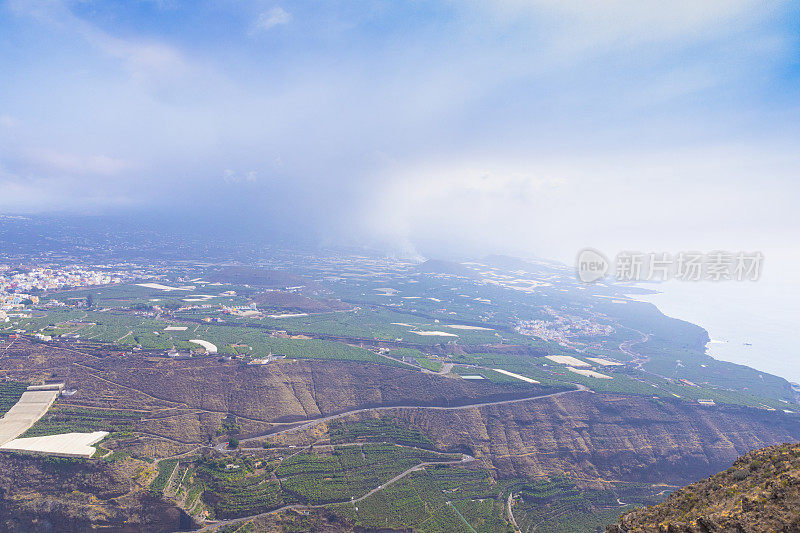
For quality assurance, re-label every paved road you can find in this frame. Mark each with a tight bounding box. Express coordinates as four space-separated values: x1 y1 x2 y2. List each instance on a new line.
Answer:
196 381 590 530
507 492 520 532
217 382 588 451
354 452 473 503
619 327 650 369
195 453 474 532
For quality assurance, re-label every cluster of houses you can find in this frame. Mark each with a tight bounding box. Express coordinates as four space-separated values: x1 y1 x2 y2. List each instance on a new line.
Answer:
0 294 38 317
248 353 287 365
0 266 119 294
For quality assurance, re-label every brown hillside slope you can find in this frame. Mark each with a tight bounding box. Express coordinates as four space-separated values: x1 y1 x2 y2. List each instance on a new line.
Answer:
89 358 548 424
0 454 196 532
607 442 800 532
383 394 800 485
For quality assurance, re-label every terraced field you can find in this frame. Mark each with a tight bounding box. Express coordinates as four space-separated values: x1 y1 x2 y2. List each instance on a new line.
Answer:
189 443 461 519
332 465 514 533
0 381 28 417
22 405 142 437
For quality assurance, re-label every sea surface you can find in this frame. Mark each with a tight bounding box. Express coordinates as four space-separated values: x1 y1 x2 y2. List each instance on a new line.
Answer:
632 279 800 384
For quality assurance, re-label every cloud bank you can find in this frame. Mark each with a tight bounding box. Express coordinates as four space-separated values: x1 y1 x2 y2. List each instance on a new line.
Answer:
0 0 798 265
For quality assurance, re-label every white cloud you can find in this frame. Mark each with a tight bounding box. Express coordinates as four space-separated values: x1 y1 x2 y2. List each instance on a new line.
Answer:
0 166 134 213
91 35 188 83
364 143 800 263
480 0 768 44
1 0 797 261
138 0 178 9
25 150 131 176
0 115 18 128
223 169 258 184
9 0 190 86
252 7 292 33
459 0 779 78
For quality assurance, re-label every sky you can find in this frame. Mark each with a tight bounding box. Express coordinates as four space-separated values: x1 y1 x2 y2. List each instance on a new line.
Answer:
1 0 799 270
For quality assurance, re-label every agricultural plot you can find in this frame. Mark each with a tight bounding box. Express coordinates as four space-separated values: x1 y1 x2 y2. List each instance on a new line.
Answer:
508 476 625 533
194 456 287 518
240 307 510 346
451 498 512 533
327 275 523 326
451 365 528 385
0 381 28 417
566 367 612 379
23 405 141 437
0 388 60 446
3 309 144 344
1 309 87 334
417 356 444 372
172 326 404 365
193 444 459 519
490 368 540 384
276 444 458 505
385 348 444 372
328 418 436 449
44 282 249 310
448 352 786 408
208 473 284 518
545 355 591 367
450 359 567 388
1 430 108 457
7 307 405 367
150 459 179 496
334 465 512 533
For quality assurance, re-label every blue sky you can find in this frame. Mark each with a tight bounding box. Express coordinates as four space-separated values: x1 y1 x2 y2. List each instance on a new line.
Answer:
1 0 799 267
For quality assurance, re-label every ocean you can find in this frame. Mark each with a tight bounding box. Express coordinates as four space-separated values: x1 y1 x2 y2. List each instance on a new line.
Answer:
632 279 800 384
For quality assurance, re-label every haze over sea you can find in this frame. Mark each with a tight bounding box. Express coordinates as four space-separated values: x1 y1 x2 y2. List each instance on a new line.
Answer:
634 278 800 385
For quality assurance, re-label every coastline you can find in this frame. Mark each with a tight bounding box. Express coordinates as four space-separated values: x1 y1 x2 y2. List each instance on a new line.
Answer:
629 280 800 385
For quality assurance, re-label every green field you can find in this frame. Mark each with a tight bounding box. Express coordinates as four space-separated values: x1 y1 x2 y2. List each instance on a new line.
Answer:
332 465 514 533
23 405 142 437
150 459 179 496
0 381 27 416
191 444 460 519
3 307 407 367
329 418 436 449
277 444 458 505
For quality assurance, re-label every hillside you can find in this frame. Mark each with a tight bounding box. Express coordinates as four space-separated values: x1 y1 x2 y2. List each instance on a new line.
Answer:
276 392 800 487
0 454 195 532
251 290 353 313
607 442 800 532
1 337 799 531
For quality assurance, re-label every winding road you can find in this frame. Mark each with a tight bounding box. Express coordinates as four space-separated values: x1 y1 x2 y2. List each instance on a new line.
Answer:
619 327 650 369
192 381 590 531
19 335 590 531
217 382 589 451
194 453 474 532
507 492 520 532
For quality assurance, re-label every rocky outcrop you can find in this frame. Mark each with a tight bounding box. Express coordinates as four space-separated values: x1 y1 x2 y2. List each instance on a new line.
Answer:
607 442 800 532
0 454 197 532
